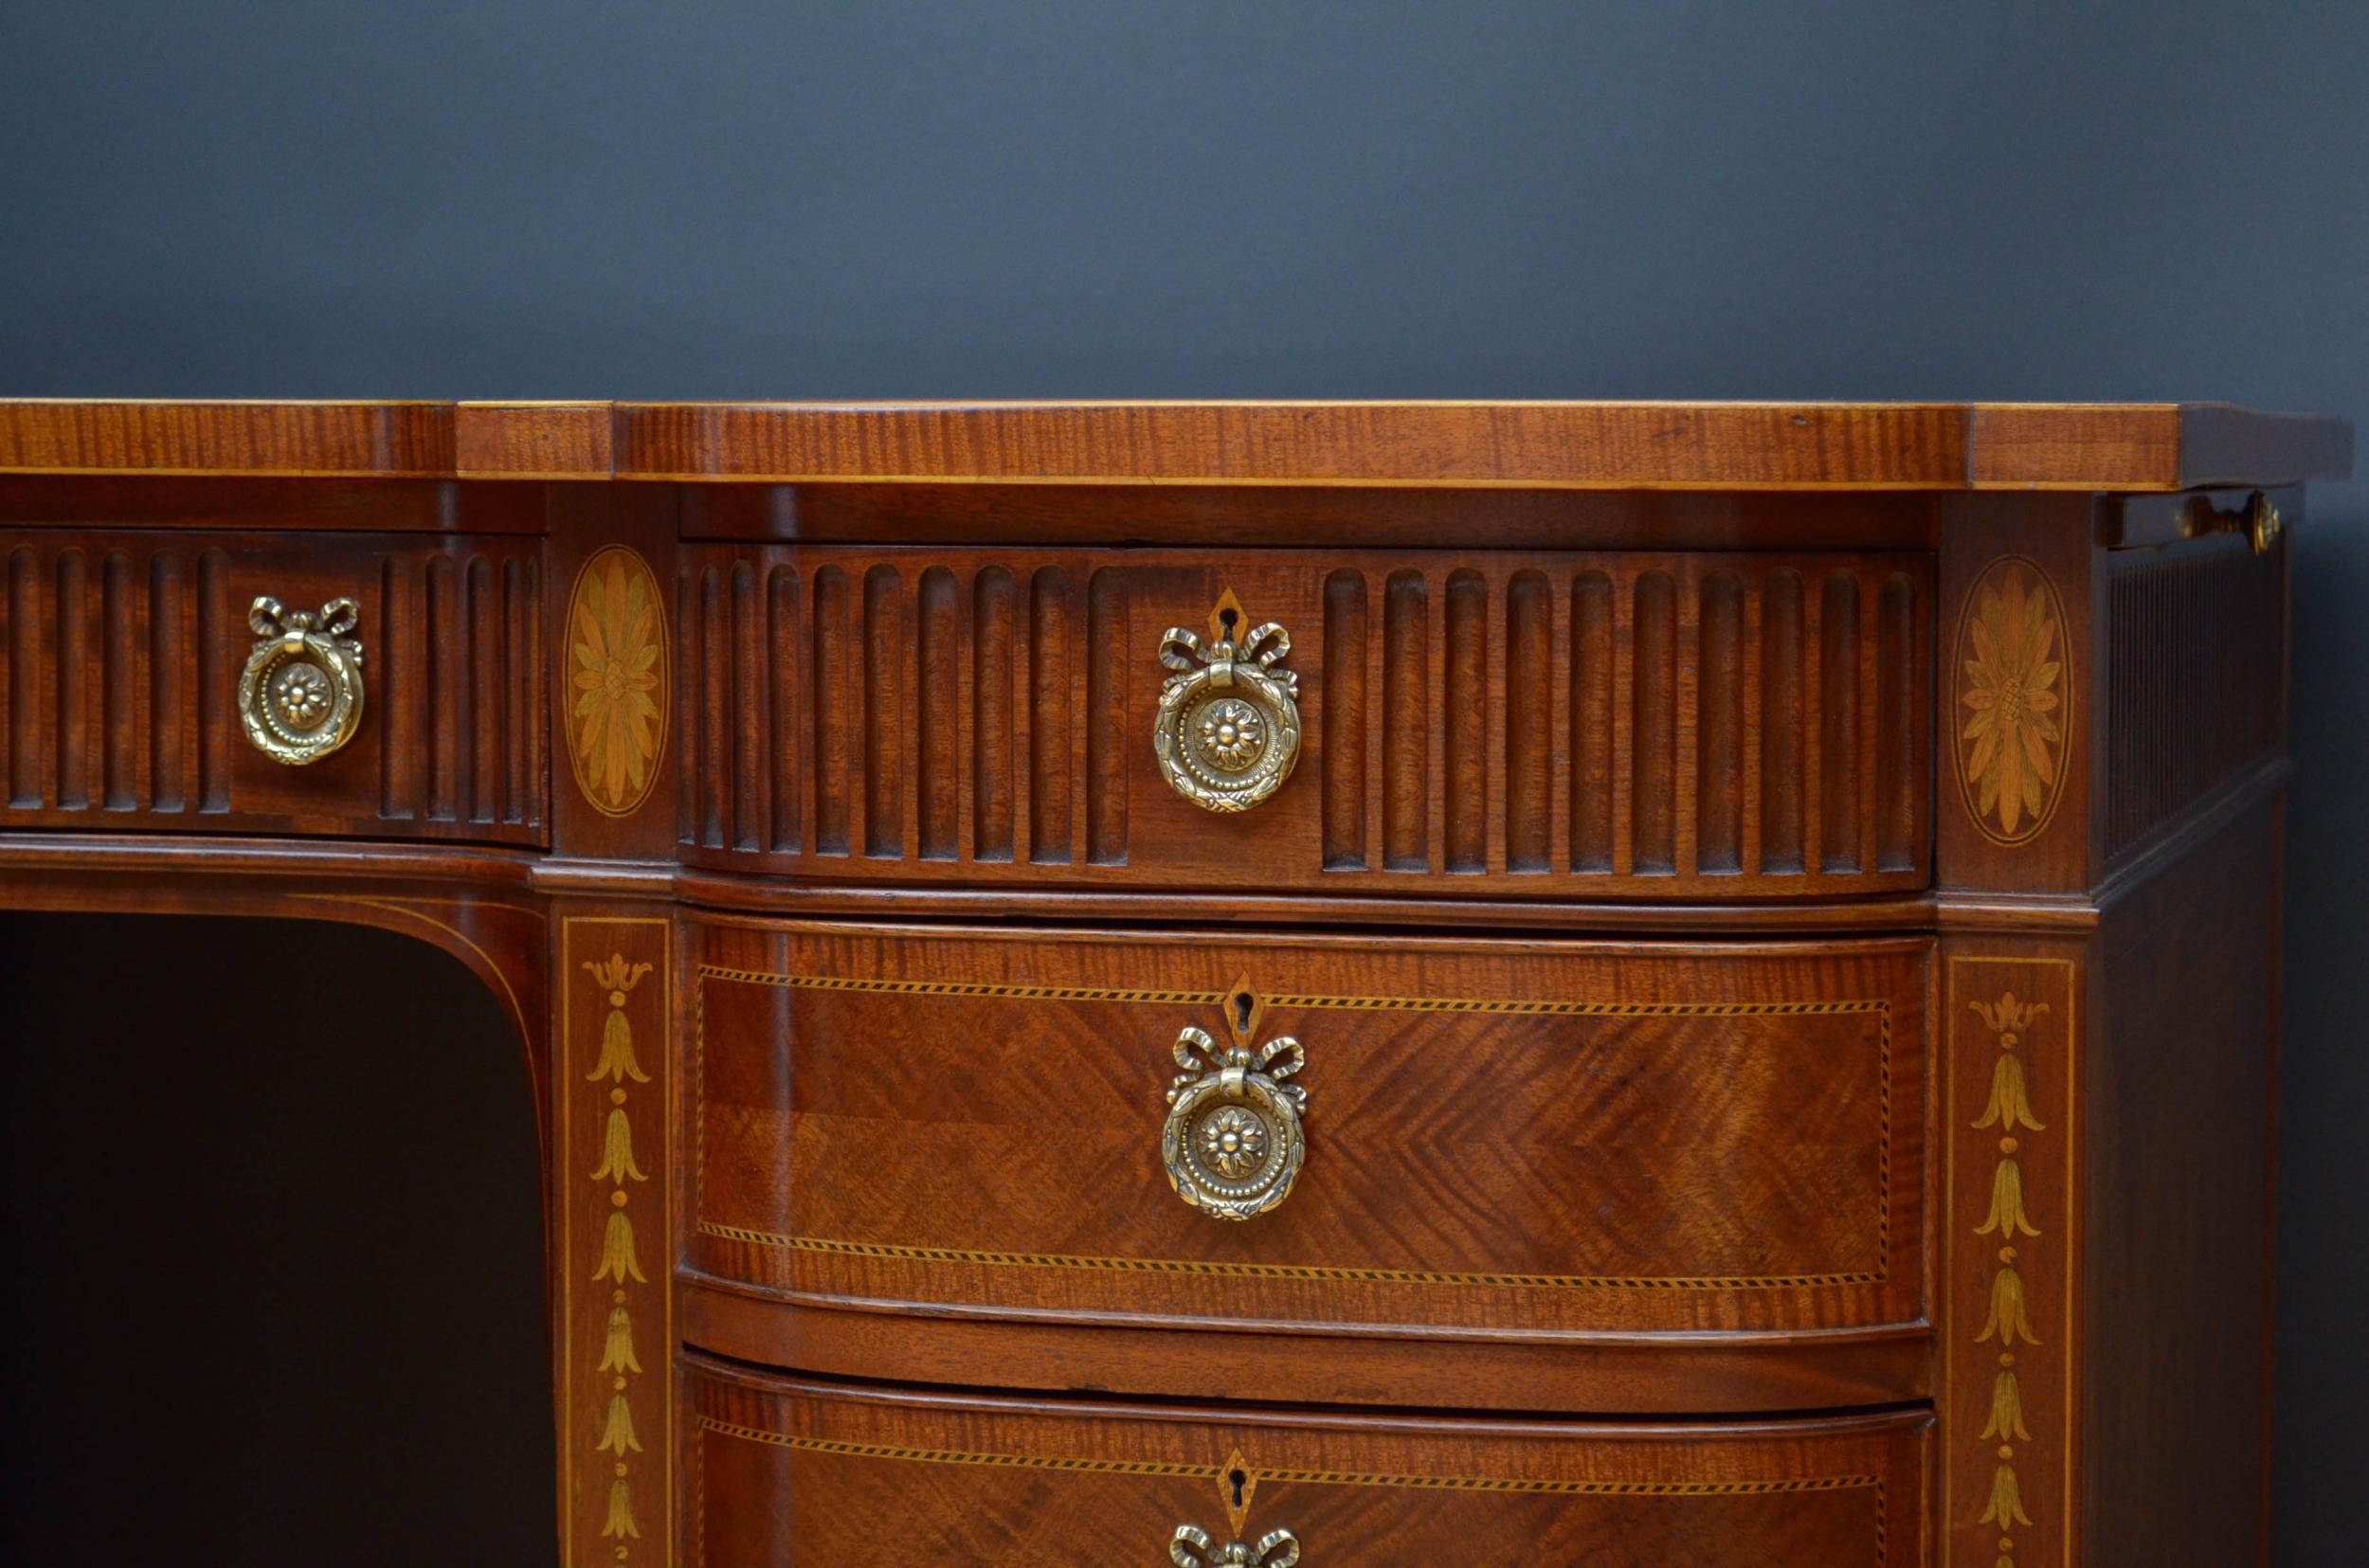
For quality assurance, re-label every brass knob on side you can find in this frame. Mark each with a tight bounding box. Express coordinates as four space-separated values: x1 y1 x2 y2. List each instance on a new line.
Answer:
1154 591 1301 813
2177 490 2287 556
1171 1525 1301 1567
1162 983 1308 1222
237 596 366 765
2247 491 2285 554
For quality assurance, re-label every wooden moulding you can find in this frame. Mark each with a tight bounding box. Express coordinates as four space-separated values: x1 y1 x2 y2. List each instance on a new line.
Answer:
682 1355 1930 1566
0 398 2349 490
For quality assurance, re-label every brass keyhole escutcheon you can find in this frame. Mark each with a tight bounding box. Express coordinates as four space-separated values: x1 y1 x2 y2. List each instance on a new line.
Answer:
237 596 366 766
1154 590 1301 813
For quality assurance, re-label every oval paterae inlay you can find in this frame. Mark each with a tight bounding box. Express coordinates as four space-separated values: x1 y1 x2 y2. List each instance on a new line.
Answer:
1953 556 2071 847
566 545 669 817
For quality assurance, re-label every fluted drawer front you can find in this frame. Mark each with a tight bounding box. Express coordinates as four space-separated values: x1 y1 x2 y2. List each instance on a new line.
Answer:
673 546 1931 898
686 1359 1929 1568
0 530 544 841
688 916 1927 1355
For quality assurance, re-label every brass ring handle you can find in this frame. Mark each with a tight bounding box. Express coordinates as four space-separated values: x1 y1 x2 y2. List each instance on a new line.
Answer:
1163 1022 1308 1221
237 595 366 765
1172 1524 1301 1567
1154 594 1300 813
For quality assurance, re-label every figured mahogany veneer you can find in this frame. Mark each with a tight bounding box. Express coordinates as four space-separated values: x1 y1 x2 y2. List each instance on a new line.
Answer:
685 918 1928 1406
684 1358 1931 1568
0 399 2348 1567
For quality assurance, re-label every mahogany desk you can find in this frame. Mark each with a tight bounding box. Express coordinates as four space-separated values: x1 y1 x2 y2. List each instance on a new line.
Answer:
0 399 2350 1565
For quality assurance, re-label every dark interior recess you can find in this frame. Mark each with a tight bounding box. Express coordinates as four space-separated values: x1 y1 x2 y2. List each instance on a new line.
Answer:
0 912 554 1565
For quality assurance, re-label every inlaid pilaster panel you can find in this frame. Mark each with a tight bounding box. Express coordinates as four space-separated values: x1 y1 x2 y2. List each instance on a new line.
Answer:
1940 947 2080 1568
673 546 1933 899
557 911 675 1568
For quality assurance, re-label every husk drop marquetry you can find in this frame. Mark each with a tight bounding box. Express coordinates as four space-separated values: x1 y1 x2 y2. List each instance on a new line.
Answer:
560 920 671 1567
1950 964 2074 1568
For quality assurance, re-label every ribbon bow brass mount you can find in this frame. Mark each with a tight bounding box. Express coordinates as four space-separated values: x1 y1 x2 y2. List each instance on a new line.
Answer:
1162 978 1309 1222
237 596 366 766
1154 589 1301 813
1170 1525 1301 1567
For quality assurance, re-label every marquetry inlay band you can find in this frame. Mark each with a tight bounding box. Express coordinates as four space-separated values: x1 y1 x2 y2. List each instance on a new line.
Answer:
694 1222 1883 1290
697 964 1893 1021
694 1418 1884 1498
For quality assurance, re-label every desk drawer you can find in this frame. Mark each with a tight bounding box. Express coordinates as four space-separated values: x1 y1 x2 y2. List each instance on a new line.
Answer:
0 530 543 841
686 1359 1929 1567
674 546 1932 899
687 917 1929 1408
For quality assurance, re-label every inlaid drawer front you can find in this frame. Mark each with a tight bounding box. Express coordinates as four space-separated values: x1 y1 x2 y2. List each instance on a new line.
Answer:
688 918 1928 1343
673 546 1932 897
686 1359 1929 1566
0 530 544 841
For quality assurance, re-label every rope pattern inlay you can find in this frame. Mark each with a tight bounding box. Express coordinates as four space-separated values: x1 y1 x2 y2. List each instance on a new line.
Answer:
695 1418 1882 1498
697 964 1890 1023
696 1222 1880 1289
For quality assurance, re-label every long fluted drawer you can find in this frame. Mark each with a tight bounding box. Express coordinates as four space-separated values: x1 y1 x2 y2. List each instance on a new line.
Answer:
0 530 545 841
673 546 1932 899
684 915 1931 1411
685 1358 1930 1566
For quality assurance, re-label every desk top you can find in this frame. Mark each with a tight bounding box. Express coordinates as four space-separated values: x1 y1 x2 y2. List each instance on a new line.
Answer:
0 399 2349 491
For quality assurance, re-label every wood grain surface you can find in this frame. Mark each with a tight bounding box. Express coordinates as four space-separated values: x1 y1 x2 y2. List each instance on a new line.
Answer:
0 398 2348 489
685 1357 1931 1567
672 544 1932 899
687 917 1929 1343
0 396 2338 1567
0 529 545 842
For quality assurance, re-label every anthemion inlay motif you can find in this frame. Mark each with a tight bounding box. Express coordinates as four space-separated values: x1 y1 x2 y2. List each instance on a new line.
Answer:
566 546 668 817
1953 557 2071 846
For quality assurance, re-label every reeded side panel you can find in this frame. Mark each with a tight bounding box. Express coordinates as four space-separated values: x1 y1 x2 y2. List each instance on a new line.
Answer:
0 531 543 840
2105 538 2284 860
672 546 1932 898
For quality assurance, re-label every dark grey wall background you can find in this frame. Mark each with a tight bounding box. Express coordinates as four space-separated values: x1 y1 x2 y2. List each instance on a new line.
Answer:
3 2 2362 1559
